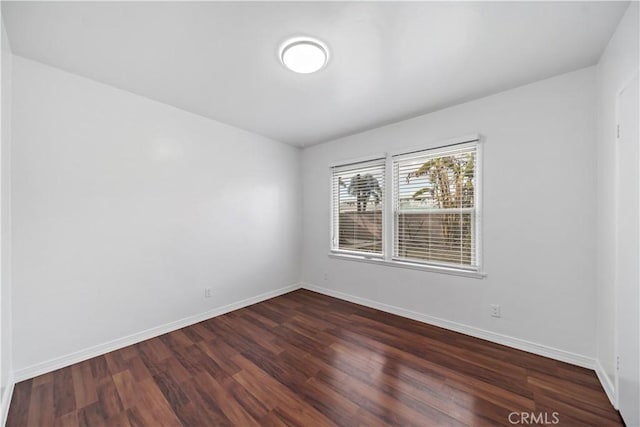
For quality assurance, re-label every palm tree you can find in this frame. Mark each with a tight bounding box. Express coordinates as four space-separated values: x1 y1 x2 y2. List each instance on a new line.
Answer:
406 154 474 249
347 173 381 212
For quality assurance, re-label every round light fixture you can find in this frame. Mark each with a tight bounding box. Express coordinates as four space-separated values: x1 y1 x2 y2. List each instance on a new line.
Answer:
280 37 329 74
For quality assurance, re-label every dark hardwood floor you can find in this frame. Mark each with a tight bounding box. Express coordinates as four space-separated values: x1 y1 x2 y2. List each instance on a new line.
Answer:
7 289 622 426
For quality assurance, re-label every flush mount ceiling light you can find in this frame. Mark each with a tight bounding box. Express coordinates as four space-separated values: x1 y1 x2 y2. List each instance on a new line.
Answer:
279 37 329 74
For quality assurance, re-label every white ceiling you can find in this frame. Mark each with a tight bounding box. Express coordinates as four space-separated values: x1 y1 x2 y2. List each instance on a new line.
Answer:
2 1 629 147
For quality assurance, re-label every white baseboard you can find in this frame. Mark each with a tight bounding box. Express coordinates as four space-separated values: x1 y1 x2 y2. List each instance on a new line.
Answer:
301 283 596 369
594 358 617 408
13 283 302 382
1 372 15 427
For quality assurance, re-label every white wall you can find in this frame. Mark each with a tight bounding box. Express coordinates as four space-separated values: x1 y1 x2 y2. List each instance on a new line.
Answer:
302 67 598 362
11 56 301 375
0 12 13 413
595 2 639 393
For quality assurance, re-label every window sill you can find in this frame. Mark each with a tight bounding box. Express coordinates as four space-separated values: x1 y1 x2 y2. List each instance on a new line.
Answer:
328 252 487 279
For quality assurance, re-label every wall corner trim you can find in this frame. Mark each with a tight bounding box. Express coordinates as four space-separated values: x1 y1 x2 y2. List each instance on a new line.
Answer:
13 283 303 382
1 372 15 426
594 358 617 408
300 283 596 370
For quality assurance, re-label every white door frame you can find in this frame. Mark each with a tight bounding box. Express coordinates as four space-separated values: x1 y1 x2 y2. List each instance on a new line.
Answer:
614 68 640 410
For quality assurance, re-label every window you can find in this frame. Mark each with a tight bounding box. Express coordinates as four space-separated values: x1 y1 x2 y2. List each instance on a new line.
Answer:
331 158 385 256
393 142 479 270
330 136 482 277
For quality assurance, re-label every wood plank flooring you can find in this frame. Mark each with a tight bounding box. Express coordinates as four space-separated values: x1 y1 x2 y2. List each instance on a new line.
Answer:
6 289 622 426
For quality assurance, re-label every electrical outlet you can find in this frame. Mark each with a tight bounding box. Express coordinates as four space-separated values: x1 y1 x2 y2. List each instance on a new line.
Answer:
323 272 328 282
491 304 501 318
204 288 212 298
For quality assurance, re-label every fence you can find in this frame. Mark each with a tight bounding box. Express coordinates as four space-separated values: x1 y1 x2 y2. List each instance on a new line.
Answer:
338 211 473 264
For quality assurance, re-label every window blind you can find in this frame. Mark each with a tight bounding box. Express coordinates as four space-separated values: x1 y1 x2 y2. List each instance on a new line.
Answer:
393 143 478 269
331 159 385 256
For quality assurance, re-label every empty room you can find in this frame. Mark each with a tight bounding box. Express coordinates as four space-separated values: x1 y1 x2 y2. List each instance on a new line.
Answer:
0 1 638 426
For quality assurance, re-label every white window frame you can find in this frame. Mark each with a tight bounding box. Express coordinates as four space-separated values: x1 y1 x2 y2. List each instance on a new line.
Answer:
329 154 386 259
329 134 486 279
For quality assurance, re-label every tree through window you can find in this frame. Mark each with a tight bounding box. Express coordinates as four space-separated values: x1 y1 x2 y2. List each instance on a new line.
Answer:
393 143 478 268
331 159 385 255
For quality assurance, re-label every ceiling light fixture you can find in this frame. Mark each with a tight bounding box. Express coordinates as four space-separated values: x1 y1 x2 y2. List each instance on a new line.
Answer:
280 37 329 74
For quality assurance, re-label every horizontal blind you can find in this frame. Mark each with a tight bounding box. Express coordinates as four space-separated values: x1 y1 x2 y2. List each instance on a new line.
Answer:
393 143 478 268
331 159 385 256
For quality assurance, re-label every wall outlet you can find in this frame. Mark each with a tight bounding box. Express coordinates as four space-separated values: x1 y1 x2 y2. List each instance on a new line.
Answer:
323 272 328 282
204 288 213 298
491 304 501 318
